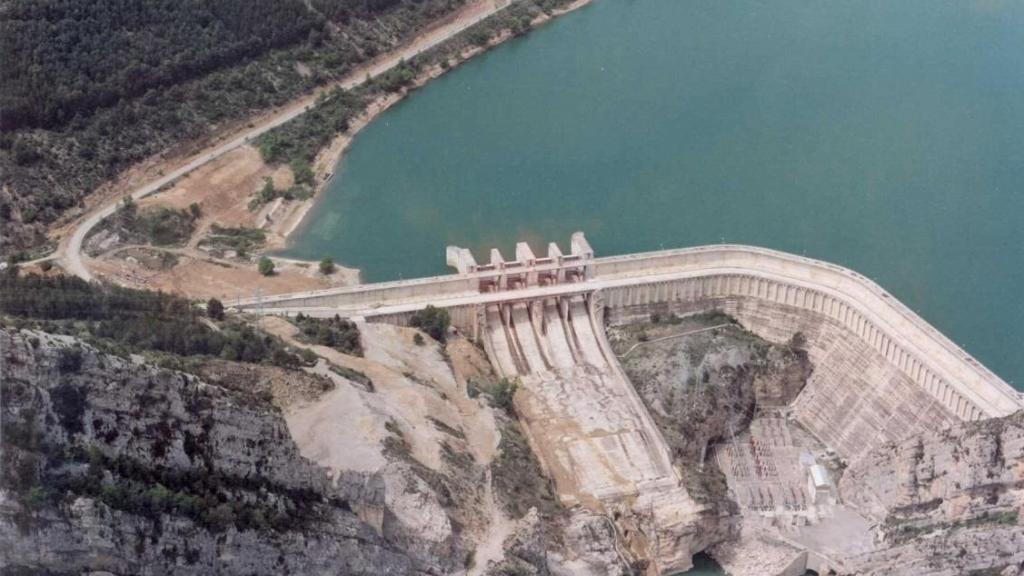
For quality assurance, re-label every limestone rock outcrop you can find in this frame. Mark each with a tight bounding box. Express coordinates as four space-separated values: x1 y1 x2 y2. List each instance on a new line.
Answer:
841 411 1024 575
612 314 812 559
613 315 810 474
0 328 464 575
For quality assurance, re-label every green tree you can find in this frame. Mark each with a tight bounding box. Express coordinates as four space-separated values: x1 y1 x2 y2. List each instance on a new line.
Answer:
258 256 275 276
290 157 315 186
258 178 276 204
319 256 335 275
206 503 236 531
491 377 519 412
410 305 450 342
189 202 202 219
117 195 137 226
12 138 40 165
207 297 225 320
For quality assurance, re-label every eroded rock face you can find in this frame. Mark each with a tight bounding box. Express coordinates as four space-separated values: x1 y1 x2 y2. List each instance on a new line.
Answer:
610 314 812 563
612 314 810 476
841 411 1024 576
0 328 459 575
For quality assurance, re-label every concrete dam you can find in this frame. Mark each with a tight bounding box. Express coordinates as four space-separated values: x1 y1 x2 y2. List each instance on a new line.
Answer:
240 233 1023 573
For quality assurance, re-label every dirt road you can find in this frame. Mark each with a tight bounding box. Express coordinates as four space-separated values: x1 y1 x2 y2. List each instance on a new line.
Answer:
62 0 516 281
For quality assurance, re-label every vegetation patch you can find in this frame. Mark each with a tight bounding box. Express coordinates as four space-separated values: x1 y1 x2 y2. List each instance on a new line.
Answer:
327 363 374 392
466 376 519 413
428 416 466 440
293 313 362 356
198 224 266 258
88 198 197 255
0 0 492 258
248 177 314 211
490 413 560 520
885 510 1020 544
257 87 368 167
0 273 305 369
409 305 451 343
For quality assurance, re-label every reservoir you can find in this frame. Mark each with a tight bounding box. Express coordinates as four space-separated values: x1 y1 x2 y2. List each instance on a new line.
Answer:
285 0 1024 389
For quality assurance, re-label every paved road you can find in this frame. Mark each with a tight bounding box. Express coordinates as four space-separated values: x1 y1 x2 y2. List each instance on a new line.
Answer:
63 0 515 281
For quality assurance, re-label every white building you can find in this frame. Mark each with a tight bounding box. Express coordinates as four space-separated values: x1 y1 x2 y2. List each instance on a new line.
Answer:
807 464 832 505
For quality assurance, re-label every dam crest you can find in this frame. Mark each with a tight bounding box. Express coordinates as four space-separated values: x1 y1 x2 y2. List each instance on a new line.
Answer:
242 233 1021 423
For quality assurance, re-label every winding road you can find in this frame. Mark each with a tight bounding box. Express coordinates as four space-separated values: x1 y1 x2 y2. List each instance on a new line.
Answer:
61 0 517 281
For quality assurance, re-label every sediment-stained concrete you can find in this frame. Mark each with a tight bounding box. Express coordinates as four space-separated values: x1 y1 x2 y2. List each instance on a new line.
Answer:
481 294 699 573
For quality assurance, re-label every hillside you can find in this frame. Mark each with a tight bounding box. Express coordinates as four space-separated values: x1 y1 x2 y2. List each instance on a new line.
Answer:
0 0 472 256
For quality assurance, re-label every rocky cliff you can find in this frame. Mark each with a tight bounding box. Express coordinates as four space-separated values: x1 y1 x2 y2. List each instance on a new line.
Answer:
611 313 810 478
610 312 812 558
0 327 465 575
841 410 1024 575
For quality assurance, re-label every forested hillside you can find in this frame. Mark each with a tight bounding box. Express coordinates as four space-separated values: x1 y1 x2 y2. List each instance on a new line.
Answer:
1 0 321 131
0 0 467 257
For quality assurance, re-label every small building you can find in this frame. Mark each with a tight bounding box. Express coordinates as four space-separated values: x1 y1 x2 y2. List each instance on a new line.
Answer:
807 464 832 505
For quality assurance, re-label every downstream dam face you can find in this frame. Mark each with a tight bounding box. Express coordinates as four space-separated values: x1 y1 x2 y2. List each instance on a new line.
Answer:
240 234 1023 572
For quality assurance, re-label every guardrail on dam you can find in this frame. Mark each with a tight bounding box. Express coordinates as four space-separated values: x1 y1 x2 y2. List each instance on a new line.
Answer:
238 233 1023 423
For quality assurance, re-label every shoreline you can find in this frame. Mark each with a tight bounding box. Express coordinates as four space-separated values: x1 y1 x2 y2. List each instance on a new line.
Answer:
54 0 593 295
276 0 596 271
55 0 538 280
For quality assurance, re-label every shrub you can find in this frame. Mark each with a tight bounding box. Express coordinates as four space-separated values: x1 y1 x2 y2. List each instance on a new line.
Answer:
56 347 83 373
257 178 276 206
258 257 275 276
319 257 335 275
790 331 807 350
409 305 450 343
290 157 315 186
50 383 88 434
199 225 266 254
468 28 491 47
206 503 236 531
413 333 425 346
491 377 519 412
294 313 361 355
138 207 195 246
207 298 225 321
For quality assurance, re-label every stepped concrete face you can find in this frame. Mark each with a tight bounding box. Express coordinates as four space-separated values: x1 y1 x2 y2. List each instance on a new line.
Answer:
237 233 1024 574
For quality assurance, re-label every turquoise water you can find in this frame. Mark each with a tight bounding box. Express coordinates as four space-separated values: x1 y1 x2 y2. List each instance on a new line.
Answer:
286 0 1024 388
